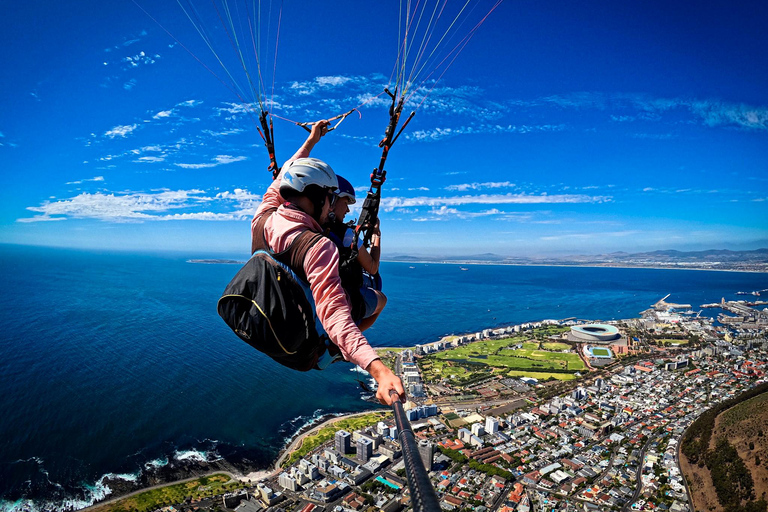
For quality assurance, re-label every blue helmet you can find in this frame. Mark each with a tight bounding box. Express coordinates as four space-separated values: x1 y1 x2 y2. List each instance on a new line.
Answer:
335 175 356 204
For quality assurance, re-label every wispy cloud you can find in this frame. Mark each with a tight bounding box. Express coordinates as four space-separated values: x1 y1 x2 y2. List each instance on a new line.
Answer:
381 192 611 211
152 99 204 121
412 207 533 222
66 176 105 185
538 92 768 131
104 30 148 52
104 124 138 138
289 75 372 96
406 123 565 142
135 156 166 163
539 230 639 241
122 51 160 69
175 155 247 169
689 100 768 130
202 127 244 137
19 188 261 223
445 181 515 192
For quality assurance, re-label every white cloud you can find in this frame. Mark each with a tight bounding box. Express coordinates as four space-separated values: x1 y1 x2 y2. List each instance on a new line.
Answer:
406 123 565 142
122 51 159 69
104 124 138 138
316 76 353 87
202 127 244 137
689 100 768 130
381 192 611 211
135 156 166 163
540 230 639 241
290 75 360 95
538 92 768 131
175 154 248 169
18 188 260 223
66 176 105 185
151 100 203 122
411 207 532 222
445 181 515 192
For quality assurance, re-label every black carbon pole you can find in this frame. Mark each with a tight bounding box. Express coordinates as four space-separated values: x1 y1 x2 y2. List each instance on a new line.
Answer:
389 390 441 512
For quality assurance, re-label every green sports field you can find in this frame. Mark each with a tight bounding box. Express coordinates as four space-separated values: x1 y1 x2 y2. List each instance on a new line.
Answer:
419 332 585 385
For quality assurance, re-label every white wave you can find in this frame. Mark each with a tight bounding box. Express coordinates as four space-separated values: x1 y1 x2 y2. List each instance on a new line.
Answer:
0 475 119 512
11 457 44 466
144 457 169 470
173 449 220 463
100 472 139 483
280 409 347 446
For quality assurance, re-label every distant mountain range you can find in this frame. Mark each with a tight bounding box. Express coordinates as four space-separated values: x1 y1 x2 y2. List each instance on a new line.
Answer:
387 248 768 271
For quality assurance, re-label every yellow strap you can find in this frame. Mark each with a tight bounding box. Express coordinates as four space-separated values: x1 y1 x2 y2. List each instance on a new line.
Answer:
220 294 297 355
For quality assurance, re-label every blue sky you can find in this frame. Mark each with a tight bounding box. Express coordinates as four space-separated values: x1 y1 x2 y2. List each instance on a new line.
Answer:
1 0 766 257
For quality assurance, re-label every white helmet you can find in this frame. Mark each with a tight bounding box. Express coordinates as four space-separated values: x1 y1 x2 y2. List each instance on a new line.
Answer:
280 158 338 196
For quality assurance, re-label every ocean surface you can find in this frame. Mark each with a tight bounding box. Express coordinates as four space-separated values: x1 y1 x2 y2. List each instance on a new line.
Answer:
1 243 766 511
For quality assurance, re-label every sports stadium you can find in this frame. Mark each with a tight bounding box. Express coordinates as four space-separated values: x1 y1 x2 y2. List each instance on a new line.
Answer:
567 323 621 343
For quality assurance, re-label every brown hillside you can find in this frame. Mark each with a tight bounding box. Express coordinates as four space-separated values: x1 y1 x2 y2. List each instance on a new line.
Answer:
679 449 721 512
680 391 768 512
711 392 768 502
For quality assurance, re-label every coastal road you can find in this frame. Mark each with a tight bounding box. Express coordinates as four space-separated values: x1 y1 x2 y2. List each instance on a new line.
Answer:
274 409 382 470
80 471 244 512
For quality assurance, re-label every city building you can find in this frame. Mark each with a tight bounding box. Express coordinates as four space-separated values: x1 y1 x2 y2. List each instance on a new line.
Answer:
335 430 352 454
418 439 435 471
357 437 373 462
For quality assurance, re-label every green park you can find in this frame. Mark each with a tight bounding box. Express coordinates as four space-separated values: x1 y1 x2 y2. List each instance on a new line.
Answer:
419 329 587 385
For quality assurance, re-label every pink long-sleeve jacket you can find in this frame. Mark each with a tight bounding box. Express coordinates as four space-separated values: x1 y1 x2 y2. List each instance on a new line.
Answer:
251 170 379 371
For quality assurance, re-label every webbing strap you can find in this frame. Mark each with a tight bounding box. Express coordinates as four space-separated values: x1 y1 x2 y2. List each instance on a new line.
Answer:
251 207 323 282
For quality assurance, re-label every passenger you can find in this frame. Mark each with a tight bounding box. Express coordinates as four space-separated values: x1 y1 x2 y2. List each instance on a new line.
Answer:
328 176 387 331
250 120 404 405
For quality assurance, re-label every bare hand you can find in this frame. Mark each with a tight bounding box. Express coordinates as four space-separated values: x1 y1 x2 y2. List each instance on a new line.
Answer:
308 119 331 144
367 359 405 405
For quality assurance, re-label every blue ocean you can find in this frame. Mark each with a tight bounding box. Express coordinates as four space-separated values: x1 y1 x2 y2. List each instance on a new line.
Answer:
1 243 766 511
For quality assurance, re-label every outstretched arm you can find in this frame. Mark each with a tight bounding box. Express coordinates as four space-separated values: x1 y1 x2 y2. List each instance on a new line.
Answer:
253 119 332 247
287 119 331 162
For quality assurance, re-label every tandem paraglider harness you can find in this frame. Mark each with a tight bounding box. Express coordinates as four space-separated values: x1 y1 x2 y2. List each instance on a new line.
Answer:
217 208 341 372
219 88 411 372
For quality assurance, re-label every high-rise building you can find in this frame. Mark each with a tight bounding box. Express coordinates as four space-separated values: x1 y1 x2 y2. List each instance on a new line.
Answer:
278 472 297 491
485 416 499 434
417 440 435 471
335 430 351 454
357 437 373 462
471 422 485 437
